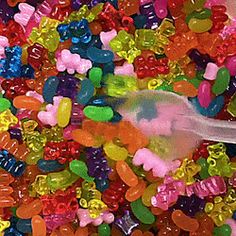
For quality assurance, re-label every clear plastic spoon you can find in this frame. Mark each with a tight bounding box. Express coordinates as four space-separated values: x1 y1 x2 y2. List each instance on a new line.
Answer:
112 90 236 160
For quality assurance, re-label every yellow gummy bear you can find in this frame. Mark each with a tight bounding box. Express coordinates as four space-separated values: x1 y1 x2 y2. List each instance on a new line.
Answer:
0 109 18 132
0 218 10 232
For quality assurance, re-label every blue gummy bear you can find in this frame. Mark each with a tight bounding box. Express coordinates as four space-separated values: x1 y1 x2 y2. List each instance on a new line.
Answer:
95 178 109 192
20 64 34 78
0 46 22 79
16 219 32 234
43 76 60 103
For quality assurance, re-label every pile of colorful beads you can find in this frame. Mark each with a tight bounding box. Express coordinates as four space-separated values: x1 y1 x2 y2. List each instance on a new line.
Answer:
0 0 236 235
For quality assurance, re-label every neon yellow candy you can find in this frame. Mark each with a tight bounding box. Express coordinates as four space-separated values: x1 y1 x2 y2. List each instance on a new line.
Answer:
183 0 205 14
104 142 128 161
0 218 10 232
142 183 158 207
25 132 47 152
188 18 213 33
30 175 51 196
57 97 72 128
26 151 43 165
0 109 18 132
88 199 108 219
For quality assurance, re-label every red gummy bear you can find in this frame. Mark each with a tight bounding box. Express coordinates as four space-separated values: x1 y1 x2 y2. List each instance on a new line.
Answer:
1 78 32 100
134 55 169 79
98 2 134 32
102 179 127 211
156 212 181 236
44 141 80 164
211 5 228 33
41 188 78 215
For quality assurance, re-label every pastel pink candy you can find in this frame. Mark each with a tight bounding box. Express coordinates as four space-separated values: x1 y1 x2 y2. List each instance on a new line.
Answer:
204 0 226 8
56 49 92 74
153 0 168 19
26 91 44 103
37 96 62 126
114 62 136 76
100 30 117 49
0 36 9 59
203 62 219 80
186 176 226 199
133 148 181 177
198 81 212 108
225 56 236 76
14 3 35 27
151 176 185 210
77 209 114 227
226 219 236 236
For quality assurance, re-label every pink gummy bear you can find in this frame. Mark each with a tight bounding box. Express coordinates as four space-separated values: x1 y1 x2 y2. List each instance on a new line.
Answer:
100 30 117 50
14 3 35 27
133 148 181 177
37 96 62 126
77 209 114 227
186 176 227 199
0 36 9 59
56 49 92 74
114 62 136 76
151 176 185 210
153 0 168 19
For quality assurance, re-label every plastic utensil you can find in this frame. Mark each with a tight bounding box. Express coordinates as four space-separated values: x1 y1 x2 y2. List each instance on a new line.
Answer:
111 90 236 160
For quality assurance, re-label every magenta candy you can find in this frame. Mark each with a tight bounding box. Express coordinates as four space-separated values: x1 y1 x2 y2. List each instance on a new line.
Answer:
225 56 236 76
198 81 212 108
203 62 219 80
151 176 185 210
186 176 226 199
153 0 168 19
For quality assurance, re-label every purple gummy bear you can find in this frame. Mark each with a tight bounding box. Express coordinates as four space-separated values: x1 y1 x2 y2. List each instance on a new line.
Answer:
72 0 103 10
86 147 111 180
71 103 84 126
8 128 22 142
0 1 18 23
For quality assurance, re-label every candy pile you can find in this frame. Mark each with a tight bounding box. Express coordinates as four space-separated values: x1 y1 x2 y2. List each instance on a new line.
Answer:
0 0 236 235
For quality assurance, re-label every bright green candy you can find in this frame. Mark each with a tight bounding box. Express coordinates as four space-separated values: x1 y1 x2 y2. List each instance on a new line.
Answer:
227 93 236 117
0 98 11 113
98 224 111 236
155 82 173 92
213 224 232 236
83 106 114 122
131 198 155 224
189 77 202 88
196 157 210 179
212 68 230 95
69 160 94 182
186 8 212 23
89 67 103 88
174 75 188 82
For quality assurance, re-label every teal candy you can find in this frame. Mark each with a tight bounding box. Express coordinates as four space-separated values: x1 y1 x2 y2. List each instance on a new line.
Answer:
0 98 11 112
76 79 94 105
98 224 111 236
131 198 155 224
37 159 64 173
212 68 230 95
69 160 94 182
196 158 210 179
87 47 114 64
213 224 232 236
43 76 60 103
16 219 32 234
83 105 114 122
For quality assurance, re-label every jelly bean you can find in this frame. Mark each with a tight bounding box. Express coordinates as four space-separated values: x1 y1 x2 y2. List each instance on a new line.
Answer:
188 18 213 33
83 106 114 122
141 183 158 207
87 47 114 64
125 179 146 202
98 223 111 236
16 219 32 234
57 97 72 128
75 227 89 236
212 68 230 95
171 210 199 232
198 81 212 108
16 199 43 219
76 79 95 105
0 98 11 113
69 160 94 182
203 62 219 80
13 95 42 111
72 129 95 147
42 76 59 103
104 142 128 161
213 224 232 236
225 56 236 76
89 67 103 88
32 215 46 236
173 80 198 97
116 160 138 187
130 198 155 224
37 159 64 173
186 8 212 23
